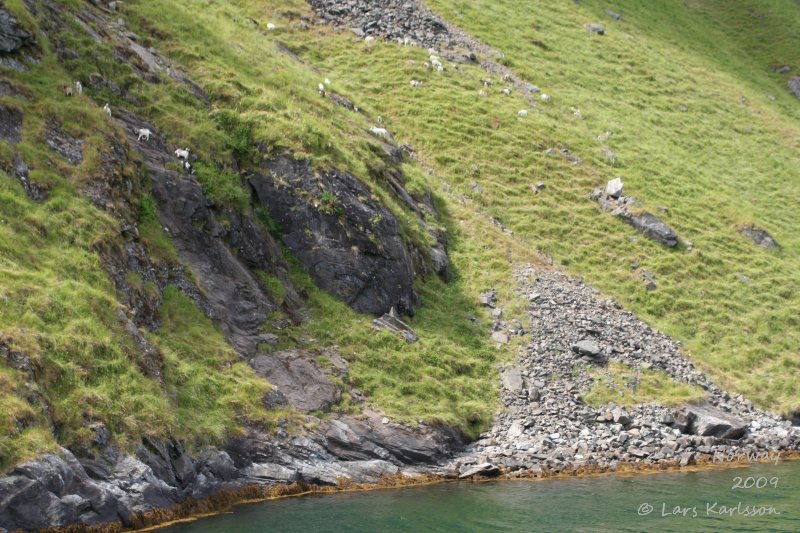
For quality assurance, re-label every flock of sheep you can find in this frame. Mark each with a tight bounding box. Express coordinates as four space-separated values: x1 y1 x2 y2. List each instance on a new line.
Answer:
62 26 553 179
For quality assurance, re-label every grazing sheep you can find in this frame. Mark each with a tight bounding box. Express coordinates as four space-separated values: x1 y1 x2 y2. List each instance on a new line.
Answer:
502 74 511 82
63 86 73 96
364 36 375 46
478 89 487 96
266 22 276 30
437 65 444 73
183 160 194 174
318 83 326 97
370 127 396 144
482 79 493 87
423 62 431 68
175 148 190 159
518 109 528 116
410 80 423 88
428 47 437 54
74 81 83 94
540 93 550 101
136 128 152 141
102 103 111 116
377 115 384 124
501 88 511 95
403 37 413 46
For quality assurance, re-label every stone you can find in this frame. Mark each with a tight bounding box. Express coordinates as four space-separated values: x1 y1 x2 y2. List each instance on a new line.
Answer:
619 211 678 247
571 339 601 358
606 10 621 21
789 76 800 99
612 408 631 425
372 310 419 344
0 8 34 53
605 178 624 198
458 463 500 478
586 23 605 35
679 451 696 467
739 225 780 251
673 404 748 440
491 330 509 345
501 366 524 393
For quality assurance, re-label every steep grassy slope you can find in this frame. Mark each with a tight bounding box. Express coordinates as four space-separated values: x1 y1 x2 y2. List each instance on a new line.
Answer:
255 0 799 414
1 0 798 474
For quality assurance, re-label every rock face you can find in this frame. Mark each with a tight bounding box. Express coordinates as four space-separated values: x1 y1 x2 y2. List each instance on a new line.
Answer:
740 225 781 251
251 349 341 412
0 8 34 53
249 155 418 316
673 404 748 440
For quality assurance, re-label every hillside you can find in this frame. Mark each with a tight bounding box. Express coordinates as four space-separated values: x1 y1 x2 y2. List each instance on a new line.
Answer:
0 0 799 530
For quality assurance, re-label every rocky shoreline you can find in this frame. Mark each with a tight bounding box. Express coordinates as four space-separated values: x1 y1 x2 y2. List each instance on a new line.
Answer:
447 266 799 479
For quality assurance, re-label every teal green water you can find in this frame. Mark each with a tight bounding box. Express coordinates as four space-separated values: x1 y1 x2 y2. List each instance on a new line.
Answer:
165 460 799 532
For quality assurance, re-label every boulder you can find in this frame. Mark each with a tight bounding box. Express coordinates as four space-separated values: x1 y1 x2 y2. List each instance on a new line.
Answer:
0 8 34 53
586 23 605 35
789 76 800 99
372 309 419 344
500 366 524 393
673 404 748 440
612 407 631 425
458 463 500 478
249 156 418 316
619 211 678 247
605 178 624 198
571 339 601 358
740 225 780 251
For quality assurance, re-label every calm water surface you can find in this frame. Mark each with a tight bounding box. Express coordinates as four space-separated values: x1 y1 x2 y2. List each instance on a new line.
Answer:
165 460 799 532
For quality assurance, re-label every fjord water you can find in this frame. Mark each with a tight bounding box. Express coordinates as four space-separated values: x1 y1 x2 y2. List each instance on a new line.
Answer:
166 460 799 532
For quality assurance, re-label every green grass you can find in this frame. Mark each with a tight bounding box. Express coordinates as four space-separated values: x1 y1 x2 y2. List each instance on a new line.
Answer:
583 362 707 409
2 0 799 470
244 0 799 416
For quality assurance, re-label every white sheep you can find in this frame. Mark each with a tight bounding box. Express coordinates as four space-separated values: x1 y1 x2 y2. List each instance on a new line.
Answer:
518 109 528 116
403 37 413 46
377 115 384 123
502 74 511 83
318 83 326 97
431 58 442 69
540 93 550 101
175 148 190 159
136 128 152 141
437 65 444 73
482 79 493 87
370 127 396 144
75 81 82 94
423 62 430 69
324 78 331 86
102 103 111 116
501 88 511 95
428 47 437 54
365 36 375 46
410 80 423 88
478 89 487 96
183 160 194 174
267 23 276 30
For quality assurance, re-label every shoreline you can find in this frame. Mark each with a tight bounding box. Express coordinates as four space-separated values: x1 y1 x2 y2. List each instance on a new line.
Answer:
115 450 800 533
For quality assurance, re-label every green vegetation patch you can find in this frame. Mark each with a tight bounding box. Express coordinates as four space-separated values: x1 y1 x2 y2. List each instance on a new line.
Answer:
583 362 707 409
